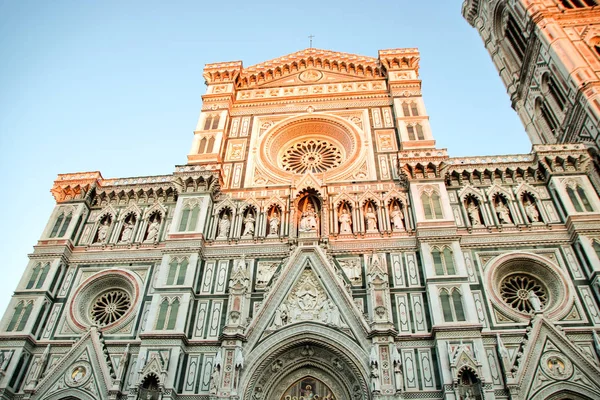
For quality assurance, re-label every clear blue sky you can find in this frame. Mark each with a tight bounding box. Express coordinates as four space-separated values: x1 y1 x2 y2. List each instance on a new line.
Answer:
0 1 530 313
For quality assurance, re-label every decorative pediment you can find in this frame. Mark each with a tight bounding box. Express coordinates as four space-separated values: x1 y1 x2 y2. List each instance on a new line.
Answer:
510 317 600 400
30 327 116 400
244 246 370 351
237 48 384 89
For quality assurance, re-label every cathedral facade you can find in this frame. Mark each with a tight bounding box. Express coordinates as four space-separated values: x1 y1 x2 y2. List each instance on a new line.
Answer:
1 44 600 400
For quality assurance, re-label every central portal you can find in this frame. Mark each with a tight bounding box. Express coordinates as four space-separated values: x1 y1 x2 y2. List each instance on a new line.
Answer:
281 376 336 400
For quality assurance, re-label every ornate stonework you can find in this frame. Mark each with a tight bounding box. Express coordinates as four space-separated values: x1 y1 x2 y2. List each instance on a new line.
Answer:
2 44 600 400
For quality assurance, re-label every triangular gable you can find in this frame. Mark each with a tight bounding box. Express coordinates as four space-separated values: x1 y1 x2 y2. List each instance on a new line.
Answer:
245 246 370 351
511 317 600 400
31 327 116 400
238 48 384 89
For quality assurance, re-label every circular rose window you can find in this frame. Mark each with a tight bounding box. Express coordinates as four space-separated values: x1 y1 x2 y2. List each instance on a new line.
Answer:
69 270 140 332
90 289 131 326
281 139 343 174
486 253 573 321
500 274 548 313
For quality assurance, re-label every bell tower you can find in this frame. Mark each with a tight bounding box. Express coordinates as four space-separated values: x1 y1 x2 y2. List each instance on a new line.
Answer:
462 0 600 148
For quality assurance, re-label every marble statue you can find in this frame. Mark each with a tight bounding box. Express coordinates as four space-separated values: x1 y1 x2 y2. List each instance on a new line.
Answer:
524 200 540 223
299 204 318 232
338 208 352 234
268 212 280 236
242 213 255 237
528 290 542 312
120 221 134 242
217 214 231 238
495 200 512 224
365 207 378 232
95 220 110 243
145 219 160 242
390 205 404 231
467 201 481 226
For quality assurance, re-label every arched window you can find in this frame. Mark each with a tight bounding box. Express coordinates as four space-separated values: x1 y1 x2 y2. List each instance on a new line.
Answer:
402 102 419 117
178 203 200 232
155 299 169 330
7 301 33 332
166 298 179 330
166 258 188 286
6 302 24 331
411 102 419 116
27 263 50 290
432 247 456 275
440 289 466 322
206 137 215 153
407 125 416 141
198 137 207 154
155 298 179 331
49 212 72 238
402 102 410 117
566 184 594 212
415 123 425 140
203 114 220 130
505 13 527 62
421 190 443 220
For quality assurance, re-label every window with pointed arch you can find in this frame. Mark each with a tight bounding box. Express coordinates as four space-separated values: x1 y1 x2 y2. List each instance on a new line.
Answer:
155 297 180 330
592 37 600 58
432 247 456 275
406 123 425 141
401 101 419 117
565 182 594 212
440 288 466 322
203 114 220 131
166 257 188 286
6 300 33 332
198 136 215 154
178 201 200 232
26 262 50 290
421 188 444 220
49 209 73 238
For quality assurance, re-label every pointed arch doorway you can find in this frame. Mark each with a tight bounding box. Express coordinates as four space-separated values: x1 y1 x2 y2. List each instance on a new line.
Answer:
241 329 370 400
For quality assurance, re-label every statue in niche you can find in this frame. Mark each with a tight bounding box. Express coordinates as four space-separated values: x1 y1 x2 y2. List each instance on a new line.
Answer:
120 218 135 243
495 198 512 224
299 203 318 233
466 200 482 226
95 219 110 243
390 204 404 231
370 364 381 393
242 212 255 237
392 347 404 392
338 259 361 284
209 366 220 394
325 299 341 327
524 197 540 223
272 303 288 328
365 206 378 232
268 211 280 236
145 218 160 242
217 214 231 238
338 207 352 234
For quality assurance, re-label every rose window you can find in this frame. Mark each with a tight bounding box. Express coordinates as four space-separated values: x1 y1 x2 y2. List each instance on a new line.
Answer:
281 139 343 174
90 290 131 326
500 274 548 313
